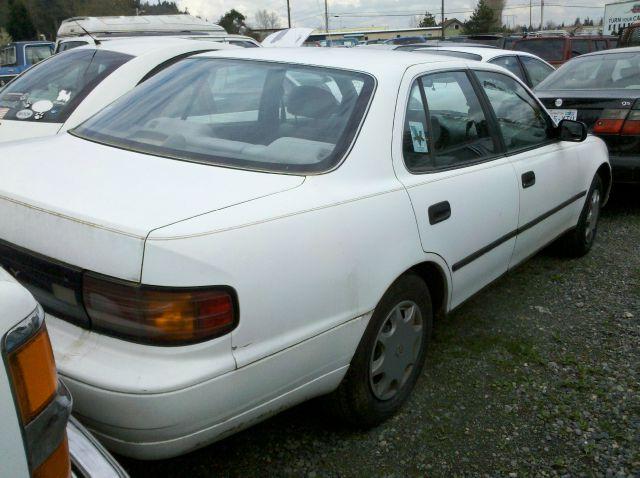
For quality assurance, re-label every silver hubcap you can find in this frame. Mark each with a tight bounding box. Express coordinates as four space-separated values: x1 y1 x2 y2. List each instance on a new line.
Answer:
369 301 423 401
585 189 601 242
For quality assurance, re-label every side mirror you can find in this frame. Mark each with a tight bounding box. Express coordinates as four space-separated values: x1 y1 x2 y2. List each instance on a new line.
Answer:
559 119 588 142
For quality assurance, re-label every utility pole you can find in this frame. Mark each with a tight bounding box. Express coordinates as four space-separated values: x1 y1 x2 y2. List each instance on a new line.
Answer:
540 0 544 30
529 0 532 31
325 0 329 33
441 0 445 39
287 0 291 28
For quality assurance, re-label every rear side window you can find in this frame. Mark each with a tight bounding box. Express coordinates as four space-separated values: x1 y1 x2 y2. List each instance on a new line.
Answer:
0 49 132 123
0 46 17 67
25 45 52 65
402 71 497 172
489 56 525 82
571 39 590 57
520 56 554 87
476 71 551 152
594 40 608 51
514 39 565 62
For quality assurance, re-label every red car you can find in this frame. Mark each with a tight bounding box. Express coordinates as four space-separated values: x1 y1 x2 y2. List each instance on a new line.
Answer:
513 36 618 66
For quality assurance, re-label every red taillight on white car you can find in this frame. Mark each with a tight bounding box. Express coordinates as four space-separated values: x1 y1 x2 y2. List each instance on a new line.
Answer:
3 307 72 478
82 274 237 345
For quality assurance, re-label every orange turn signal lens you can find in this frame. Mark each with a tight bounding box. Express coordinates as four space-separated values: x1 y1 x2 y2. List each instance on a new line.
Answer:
83 274 237 345
33 435 71 478
7 324 58 424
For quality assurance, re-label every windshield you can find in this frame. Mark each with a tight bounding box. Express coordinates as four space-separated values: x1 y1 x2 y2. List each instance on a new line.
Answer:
514 39 565 62
73 58 375 174
0 48 132 123
536 52 640 90
0 46 17 67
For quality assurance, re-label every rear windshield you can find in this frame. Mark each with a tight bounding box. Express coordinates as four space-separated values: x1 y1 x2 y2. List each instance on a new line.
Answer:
536 52 640 90
25 45 52 65
514 39 565 61
0 49 132 123
73 58 375 174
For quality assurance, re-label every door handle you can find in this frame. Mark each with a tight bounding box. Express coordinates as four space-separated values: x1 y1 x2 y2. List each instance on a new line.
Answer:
522 171 536 189
428 201 451 225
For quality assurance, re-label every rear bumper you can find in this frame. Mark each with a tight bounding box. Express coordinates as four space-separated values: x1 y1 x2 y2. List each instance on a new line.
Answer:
68 416 128 478
610 155 640 183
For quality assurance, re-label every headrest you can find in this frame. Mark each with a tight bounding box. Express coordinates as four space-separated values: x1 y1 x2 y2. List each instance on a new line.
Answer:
286 85 339 119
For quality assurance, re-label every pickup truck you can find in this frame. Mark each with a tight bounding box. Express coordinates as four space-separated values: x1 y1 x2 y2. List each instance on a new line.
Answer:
0 41 53 87
0 266 127 477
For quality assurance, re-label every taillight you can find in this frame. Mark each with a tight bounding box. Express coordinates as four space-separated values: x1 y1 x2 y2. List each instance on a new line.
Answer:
593 109 628 134
3 306 71 478
621 109 640 135
83 273 237 345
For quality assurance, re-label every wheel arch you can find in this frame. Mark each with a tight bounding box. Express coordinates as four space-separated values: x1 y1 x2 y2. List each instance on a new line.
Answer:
405 260 450 320
596 162 612 206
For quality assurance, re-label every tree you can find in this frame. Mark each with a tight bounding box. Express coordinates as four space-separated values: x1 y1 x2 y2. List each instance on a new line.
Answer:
464 0 499 34
0 28 11 45
218 9 247 34
418 11 437 28
254 9 280 30
6 0 36 41
574 17 581 26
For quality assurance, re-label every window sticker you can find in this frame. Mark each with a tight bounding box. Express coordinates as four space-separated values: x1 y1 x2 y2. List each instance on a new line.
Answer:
16 109 33 120
409 121 428 153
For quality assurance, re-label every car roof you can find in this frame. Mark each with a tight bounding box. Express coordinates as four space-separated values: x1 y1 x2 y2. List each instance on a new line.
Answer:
194 47 458 76
72 36 234 57
6 41 54 46
413 46 541 61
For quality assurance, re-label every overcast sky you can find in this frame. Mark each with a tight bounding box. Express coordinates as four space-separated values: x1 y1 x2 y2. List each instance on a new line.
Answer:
175 0 607 31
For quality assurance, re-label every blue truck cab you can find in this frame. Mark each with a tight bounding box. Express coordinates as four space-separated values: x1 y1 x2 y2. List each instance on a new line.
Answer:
0 41 54 87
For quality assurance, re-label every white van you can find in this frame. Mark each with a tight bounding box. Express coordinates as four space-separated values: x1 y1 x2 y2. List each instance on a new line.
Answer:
55 14 260 52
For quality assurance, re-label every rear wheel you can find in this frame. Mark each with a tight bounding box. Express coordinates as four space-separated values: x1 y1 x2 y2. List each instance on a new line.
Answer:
558 174 603 257
326 274 433 427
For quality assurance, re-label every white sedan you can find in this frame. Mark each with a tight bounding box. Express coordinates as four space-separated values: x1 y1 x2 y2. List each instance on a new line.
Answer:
0 37 235 143
413 46 556 88
0 48 610 459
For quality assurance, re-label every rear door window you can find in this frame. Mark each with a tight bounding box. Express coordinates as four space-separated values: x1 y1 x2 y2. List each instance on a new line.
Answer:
0 49 132 123
489 56 526 82
594 40 608 51
402 71 498 171
520 56 555 87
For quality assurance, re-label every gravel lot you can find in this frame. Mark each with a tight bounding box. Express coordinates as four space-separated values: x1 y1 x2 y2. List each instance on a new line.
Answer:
121 186 640 478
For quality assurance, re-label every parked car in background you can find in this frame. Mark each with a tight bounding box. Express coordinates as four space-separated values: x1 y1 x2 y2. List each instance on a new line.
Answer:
0 267 127 477
384 36 428 45
0 41 54 87
413 46 555 88
0 37 235 143
0 48 609 460
55 14 226 52
361 41 497 52
513 35 618 66
536 47 640 182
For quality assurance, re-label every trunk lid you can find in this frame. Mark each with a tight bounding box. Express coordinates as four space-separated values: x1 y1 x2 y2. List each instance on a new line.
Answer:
0 134 304 283
537 90 640 153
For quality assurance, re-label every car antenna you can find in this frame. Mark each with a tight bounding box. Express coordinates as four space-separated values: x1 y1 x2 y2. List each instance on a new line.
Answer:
74 20 101 46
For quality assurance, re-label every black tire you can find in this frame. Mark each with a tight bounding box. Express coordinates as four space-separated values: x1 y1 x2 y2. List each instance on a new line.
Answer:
326 273 433 428
558 174 603 257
